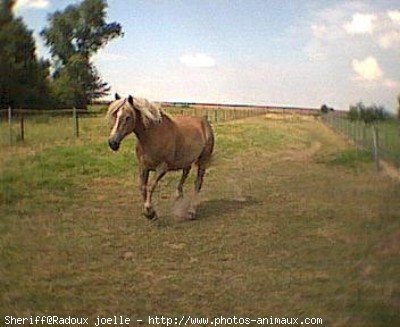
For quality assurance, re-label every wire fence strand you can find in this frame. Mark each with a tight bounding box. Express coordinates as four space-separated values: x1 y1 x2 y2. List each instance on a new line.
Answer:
321 112 400 169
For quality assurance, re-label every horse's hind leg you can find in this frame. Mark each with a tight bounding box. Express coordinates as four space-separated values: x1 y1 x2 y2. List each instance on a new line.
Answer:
176 166 191 199
143 163 167 219
195 166 206 194
187 166 206 220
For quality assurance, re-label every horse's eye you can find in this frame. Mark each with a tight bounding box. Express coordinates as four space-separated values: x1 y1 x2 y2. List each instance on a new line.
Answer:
125 116 131 122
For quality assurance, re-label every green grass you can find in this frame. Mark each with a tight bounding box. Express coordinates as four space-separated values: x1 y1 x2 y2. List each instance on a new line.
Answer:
327 148 373 168
323 114 400 167
0 141 136 206
1 114 399 326
0 114 106 148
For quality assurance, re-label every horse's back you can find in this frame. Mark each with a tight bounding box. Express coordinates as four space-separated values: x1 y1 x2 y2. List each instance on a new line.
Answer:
172 116 214 168
174 115 213 142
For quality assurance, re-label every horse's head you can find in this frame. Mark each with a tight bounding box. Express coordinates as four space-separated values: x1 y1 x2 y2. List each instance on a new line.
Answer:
107 93 136 151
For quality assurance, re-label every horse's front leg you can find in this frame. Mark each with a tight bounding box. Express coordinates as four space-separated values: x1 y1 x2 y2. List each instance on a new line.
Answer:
139 166 149 202
143 163 168 219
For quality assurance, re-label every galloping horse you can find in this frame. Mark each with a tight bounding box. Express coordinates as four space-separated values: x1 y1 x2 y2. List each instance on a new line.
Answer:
107 94 214 219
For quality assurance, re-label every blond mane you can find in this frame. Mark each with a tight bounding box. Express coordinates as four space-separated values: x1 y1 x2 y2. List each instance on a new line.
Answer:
107 97 166 128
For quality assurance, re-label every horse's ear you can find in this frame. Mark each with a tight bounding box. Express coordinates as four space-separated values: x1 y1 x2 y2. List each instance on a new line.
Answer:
128 95 134 106
115 93 121 100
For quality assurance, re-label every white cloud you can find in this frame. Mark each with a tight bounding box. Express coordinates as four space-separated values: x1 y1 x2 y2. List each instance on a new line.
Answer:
352 56 383 81
344 13 377 34
15 0 50 10
388 10 400 24
179 53 216 68
378 30 400 49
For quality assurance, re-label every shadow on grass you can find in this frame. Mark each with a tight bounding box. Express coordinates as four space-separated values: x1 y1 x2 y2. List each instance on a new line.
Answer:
197 197 260 220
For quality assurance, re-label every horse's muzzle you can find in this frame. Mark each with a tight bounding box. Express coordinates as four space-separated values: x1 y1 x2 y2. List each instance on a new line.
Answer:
108 139 120 151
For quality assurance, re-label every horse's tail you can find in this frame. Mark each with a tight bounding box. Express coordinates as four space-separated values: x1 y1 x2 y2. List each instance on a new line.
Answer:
198 116 215 167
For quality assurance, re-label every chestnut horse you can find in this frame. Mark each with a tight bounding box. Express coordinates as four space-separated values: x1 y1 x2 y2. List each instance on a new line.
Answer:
107 94 214 219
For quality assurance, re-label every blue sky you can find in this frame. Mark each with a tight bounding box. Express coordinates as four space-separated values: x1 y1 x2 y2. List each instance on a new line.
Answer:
15 0 400 112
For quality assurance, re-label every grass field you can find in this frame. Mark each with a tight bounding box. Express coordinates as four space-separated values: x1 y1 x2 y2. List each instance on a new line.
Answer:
1 113 399 326
322 113 400 168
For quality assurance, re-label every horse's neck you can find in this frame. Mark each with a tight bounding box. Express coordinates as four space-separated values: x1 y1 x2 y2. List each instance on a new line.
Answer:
132 114 146 142
133 112 171 144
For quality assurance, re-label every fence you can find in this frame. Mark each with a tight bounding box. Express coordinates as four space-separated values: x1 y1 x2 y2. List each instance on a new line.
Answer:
0 105 274 146
0 107 92 146
322 112 400 170
162 105 270 123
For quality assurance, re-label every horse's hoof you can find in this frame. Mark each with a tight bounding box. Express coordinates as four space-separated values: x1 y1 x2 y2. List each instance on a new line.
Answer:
143 207 157 220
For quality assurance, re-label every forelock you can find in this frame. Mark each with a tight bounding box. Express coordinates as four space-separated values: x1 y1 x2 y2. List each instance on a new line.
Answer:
106 99 130 124
107 99 125 116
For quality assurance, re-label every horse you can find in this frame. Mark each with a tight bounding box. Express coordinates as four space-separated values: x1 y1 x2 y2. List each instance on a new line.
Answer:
107 93 214 220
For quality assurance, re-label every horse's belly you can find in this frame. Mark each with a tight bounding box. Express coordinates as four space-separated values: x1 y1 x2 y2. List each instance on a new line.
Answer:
167 157 197 170
140 153 198 171
171 143 204 168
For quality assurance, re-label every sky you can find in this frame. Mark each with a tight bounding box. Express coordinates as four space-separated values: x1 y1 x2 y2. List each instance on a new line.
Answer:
14 0 400 113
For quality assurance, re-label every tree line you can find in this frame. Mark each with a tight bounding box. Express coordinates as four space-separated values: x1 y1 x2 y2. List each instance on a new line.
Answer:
0 0 122 109
321 101 400 122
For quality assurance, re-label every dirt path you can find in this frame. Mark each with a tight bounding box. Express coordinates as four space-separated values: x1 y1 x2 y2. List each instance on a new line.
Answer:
281 141 322 162
381 160 400 182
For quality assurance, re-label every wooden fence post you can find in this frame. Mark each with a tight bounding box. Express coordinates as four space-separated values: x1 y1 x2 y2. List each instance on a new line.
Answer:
8 106 12 145
20 115 24 141
72 107 79 138
372 124 380 171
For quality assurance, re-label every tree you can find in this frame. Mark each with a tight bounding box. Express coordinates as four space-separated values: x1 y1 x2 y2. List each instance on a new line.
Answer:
0 0 51 108
348 102 389 124
41 0 122 108
397 94 400 120
320 104 334 114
